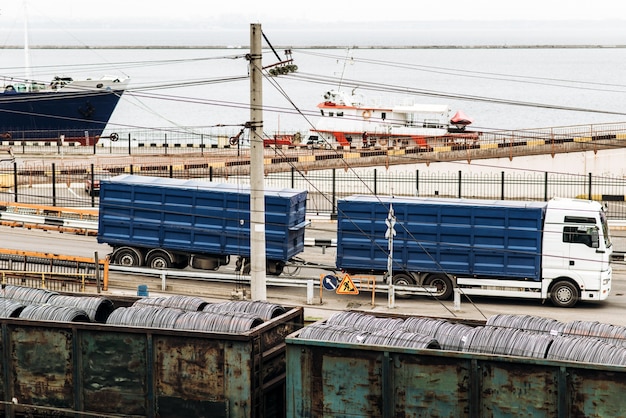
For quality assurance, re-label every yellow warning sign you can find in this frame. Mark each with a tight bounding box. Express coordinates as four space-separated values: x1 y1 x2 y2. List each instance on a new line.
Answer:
336 274 359 295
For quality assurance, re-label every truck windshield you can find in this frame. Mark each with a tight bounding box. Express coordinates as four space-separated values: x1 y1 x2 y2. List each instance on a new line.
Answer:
600 210 612 248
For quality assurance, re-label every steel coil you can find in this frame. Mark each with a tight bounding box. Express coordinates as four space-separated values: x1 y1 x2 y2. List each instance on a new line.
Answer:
0 285 57 304
173 311 264 333
326 311 404 331
19 304 90 323
203 300 286 320
546 335 626 366
299 323 371 344
132 295 208 311
486 314 564 334
47 295 115 323
0 298 25 318
106 306 185 329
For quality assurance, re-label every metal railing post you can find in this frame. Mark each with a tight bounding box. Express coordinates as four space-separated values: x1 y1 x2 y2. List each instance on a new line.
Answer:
51 163 57 207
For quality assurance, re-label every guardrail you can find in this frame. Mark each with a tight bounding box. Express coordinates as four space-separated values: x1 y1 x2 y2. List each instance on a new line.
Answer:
0 271 100 293
109 264 437 308
0 248 108 291
0 202 98 235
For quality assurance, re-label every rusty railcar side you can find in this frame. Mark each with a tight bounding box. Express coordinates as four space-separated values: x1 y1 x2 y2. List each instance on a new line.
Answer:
286 330 626 417
0 306 303 417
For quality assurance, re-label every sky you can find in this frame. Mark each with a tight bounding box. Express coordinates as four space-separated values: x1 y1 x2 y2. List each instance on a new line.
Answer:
2 0 626 24
1 0 626 47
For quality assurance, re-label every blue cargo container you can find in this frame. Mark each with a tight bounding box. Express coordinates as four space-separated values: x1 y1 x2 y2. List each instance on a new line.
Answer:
98 175 308 274
337 195 544 280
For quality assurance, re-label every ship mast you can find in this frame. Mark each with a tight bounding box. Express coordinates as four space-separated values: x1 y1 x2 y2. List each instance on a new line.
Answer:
23 0 32 90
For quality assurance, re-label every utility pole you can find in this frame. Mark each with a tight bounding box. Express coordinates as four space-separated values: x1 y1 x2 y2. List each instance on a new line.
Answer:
249 23 267 301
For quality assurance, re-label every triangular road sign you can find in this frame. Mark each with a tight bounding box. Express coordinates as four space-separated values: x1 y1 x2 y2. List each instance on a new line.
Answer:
336 274 359 295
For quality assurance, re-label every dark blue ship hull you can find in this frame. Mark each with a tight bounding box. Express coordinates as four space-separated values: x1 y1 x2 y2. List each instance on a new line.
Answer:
0 88 125 145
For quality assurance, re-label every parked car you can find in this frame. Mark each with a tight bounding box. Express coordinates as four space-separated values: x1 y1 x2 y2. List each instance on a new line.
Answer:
85 172 111 196
306 136 331 149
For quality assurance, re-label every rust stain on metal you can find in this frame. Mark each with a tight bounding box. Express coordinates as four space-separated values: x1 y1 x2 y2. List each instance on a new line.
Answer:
156 336 226 401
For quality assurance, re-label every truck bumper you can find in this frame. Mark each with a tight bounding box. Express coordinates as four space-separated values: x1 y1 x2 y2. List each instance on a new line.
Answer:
580 268 612 302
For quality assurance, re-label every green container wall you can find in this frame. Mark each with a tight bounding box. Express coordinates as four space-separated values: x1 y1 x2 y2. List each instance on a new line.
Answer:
0 307 303 417
286 330 626 418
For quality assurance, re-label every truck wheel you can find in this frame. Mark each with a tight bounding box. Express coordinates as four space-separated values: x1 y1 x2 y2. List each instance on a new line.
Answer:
392 273 415 298
425 274 454 300
550 281 579 308
392 273 415 286
114 247 143 267
146 250 174 269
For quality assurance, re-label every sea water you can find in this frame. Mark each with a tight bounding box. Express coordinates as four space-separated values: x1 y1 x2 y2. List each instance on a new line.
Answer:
1 46 625 137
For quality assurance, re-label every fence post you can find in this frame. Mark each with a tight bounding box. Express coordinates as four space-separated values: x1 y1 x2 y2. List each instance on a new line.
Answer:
291 166 295 189
458 170 462 198
501 171 505 200
332 168 336 217
588 172 592 201
51 162 57 207
169 165 174 178
128 133 131 156
416 169 419 196
12 161 17 203
374 168 377 195
209 165 213 182
89 163 95 207
544 172 548 201
95 251 101 294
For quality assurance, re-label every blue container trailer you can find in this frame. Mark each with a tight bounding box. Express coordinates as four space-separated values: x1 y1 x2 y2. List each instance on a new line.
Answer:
336 195 612 307
98 175 308 275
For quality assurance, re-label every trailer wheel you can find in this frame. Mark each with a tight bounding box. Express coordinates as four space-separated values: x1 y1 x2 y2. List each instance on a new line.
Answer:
114 247 143 267
550 281 579 308
267 260 285 276
425 274 454 300
146 250 174 269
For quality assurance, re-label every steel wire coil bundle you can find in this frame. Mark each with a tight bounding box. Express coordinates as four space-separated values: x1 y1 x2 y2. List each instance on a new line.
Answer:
561 321 626 347
132 295 208 311
363 328 440 349
401 317 474 351
46 295 115 323
431 322 475 351
462 326 554 359
173 311 264 333
299 323 371 344
1 285 57 304
203 300 286 320
132 297 169 308
546 335 626 366
486 314 564 334
106 306 185 329
19 304 90 323
402 317 447 335
326 311 405 331
0 298 25 318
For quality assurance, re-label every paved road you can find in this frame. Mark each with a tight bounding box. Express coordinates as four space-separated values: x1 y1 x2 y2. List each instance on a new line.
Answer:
3 221 626 326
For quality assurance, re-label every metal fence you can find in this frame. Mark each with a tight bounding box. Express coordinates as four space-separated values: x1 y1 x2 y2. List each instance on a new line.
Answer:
1 121 626 157
0 162 625 219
